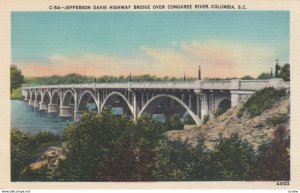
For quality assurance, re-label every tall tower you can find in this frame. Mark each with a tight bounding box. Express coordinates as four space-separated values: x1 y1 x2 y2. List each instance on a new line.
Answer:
198 65 201 80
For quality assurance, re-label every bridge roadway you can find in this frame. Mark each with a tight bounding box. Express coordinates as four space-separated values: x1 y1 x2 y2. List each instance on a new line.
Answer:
21 78 289 125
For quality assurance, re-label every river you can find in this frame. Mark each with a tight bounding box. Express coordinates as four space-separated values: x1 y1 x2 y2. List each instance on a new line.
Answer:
11 100 168 134
11 100 72 134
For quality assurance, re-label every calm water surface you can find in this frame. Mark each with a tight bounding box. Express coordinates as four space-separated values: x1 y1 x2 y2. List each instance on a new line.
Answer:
11 100 72 134
11 100 167 134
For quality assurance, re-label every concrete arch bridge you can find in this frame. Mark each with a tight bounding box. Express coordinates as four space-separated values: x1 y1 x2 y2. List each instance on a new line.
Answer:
21 79 289 125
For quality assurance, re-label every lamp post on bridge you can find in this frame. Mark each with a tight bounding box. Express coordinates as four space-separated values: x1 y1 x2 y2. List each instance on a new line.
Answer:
275 59 280 78
198 65 201 80
129 72 132 82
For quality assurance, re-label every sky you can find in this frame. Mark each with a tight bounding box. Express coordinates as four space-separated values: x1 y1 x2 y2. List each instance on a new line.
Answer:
11 11 290 78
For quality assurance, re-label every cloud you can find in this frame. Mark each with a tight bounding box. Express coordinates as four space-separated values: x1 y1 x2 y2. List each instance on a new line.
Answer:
17 40 278 78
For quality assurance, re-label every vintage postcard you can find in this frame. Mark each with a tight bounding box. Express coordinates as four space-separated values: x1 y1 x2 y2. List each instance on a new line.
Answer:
0 0 300 190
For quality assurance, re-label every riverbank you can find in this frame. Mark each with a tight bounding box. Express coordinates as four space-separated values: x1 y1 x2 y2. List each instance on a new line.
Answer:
11 87 23 100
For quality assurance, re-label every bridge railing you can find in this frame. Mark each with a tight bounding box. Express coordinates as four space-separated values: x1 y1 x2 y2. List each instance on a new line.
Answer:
21 81 200 90
21 79 290 91
239 80 270 90
201 80 231 90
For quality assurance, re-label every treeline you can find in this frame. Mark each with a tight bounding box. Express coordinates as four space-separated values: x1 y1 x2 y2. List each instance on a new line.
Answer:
204 63 290 81
11 63 290 88
12 109 290 181
24 74 196 85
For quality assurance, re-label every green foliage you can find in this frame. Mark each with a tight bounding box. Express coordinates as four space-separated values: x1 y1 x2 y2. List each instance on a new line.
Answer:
24 73 195 85
59 111 166 181
152 140 194 181
266 114 289 126
202 115 209 125
12 111 290 181
238 87 287 118
11 88 23 100
250 125 290 180
203 77 237 80
241 75 254 80
165 115 184 130
257 72 272 79
10 128 62 181
210 133 255 180
10 65 24 93
279 63 290 81
183 114 196 125
213 108 226 117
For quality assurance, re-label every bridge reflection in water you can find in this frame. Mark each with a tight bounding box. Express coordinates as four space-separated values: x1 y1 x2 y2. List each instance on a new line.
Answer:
21 79 289 125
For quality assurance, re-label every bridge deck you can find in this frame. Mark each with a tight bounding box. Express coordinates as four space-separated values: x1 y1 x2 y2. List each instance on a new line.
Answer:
21 79 289 91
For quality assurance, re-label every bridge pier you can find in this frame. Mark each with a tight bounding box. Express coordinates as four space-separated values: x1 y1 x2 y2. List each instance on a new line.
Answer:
200 94 209 120
33 100 39 108
74 110 84 122
60 105 74 117
28 99 34 106
39 102 48 111
48 104 59 113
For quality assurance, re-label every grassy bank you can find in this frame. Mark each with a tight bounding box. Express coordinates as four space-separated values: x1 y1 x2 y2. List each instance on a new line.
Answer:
11 87 23 100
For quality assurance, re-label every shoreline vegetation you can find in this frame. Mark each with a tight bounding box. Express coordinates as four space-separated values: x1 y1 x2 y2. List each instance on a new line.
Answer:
11 87 23 100
11 88 290 181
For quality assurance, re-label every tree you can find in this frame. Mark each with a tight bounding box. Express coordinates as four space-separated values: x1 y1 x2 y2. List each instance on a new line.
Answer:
165 114 184 130
241 75 254 80
59 111 166 181
10 65 24 92
279 63 290 81
210 133 255 180
257 72 271 79
152 140 194 181
250 125 290 180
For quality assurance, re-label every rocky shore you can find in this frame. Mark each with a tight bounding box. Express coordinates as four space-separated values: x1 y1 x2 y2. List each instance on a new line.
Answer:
166 97 290 150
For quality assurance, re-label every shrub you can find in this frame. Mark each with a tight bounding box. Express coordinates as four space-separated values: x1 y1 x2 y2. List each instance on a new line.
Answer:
238 87 287 118
250 125 290 180
11 128 62 181
152 140 194 181
11 88 23 100
213 108 226 117
266 114 289 126
210 133 255 180
165 114 184 130
202 115 209 125
59 110 166 181
183 114 196 125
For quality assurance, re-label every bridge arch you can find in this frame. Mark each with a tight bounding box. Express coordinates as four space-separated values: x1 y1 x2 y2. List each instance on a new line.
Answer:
43 90 51 105
30 90 36 101
100 92 134 116
78 90 99 112
138 94 201 125
36 90 42 102
51 90 60 105
216 98 231 113
26 91 30 100
62 90 75 106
